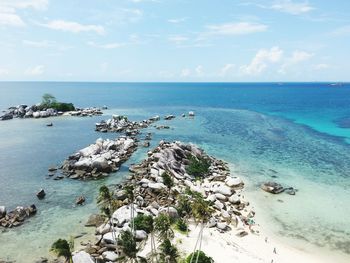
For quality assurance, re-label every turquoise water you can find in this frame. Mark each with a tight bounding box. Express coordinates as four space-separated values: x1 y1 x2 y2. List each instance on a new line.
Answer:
0 82 350 261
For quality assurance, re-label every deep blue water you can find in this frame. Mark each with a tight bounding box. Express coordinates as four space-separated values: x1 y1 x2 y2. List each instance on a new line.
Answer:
0 82 350 261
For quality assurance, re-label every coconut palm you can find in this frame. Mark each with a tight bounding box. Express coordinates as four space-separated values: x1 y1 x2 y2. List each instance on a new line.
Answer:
154 213 173 241
118 230 138 263
97 185 121 243
50 238 72 263
124 184 136 235
189 195 213 263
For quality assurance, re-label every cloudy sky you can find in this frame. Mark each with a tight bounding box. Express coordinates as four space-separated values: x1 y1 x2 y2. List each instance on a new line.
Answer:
0 0 349 81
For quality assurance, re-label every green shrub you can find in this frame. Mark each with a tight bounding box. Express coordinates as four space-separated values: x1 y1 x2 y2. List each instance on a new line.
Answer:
133 214 154 233
162 171 174 189
39 93 75 112
186 250 213 263
176 218 188 233
50 102 75 112
118 230 137 259
154 213 174 240
176 194 192 217
159 239 178 263
50 238 72 262
186 155 210 178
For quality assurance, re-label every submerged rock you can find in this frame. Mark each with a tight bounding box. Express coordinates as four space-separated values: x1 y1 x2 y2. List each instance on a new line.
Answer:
0 205 37 228
36 188 46 199
76 196 86 205
261 181 284 194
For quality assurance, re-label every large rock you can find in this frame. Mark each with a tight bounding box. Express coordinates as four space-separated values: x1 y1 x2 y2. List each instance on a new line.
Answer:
228 195 240 205
226 177 244 188
112 205 138 227
213 184 232 196
72 251 95 263
135 230 148 240
102 251 119 261
148 182 166 191
261 182 284 194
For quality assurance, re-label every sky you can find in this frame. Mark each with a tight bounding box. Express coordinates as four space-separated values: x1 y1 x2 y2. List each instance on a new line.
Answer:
0 0 349 82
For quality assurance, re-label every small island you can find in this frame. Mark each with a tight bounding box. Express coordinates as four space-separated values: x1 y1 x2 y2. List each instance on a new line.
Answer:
0 93 104 120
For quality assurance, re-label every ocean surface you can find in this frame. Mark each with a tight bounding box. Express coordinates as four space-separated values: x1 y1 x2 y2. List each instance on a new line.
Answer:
0 82 349 262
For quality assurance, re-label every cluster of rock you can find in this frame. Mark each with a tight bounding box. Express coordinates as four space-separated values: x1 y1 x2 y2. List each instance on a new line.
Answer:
95 115 160 134
63 107 103 117
127 141 249 233
60 137 137 180
75 141 254 262
0 104 104 121
0 205 37 228
261 181 297 195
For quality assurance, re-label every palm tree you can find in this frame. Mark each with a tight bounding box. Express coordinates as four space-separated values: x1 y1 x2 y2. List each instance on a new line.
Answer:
124 184 135 235
161 171 174 214
119 230 138 262
189 195 213 263
51 238 72 263
154 213 174 241
97 185 120 243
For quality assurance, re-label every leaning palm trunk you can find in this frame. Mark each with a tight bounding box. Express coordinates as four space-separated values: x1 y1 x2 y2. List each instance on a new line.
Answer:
195 223 205 263
189 223 204 263
150 232 157 263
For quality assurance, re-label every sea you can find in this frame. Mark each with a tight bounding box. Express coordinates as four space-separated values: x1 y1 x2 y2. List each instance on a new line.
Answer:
0 82 349 262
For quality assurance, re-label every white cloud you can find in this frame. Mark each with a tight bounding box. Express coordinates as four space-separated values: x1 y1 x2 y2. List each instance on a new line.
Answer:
0 0 48 27
168 35 188 44
168 17 187 23
271 0 314 15
87 41 125 49
279 50 313 73
40 20 105 35
240 46 283 75
0 68 10 76
206 22 268 36
0 12 25 27
23 40 50 48
313 63 329 70
220 64 235 76
332 25 350 36
1 0 48 10
25 65 45 76
195 65 203 76
180 68 191 77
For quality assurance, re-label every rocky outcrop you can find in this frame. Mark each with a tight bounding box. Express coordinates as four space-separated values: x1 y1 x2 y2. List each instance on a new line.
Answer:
79 141 254 262
0 104 103 121
60 137 137 180
95 115 160 134
0 205 37 228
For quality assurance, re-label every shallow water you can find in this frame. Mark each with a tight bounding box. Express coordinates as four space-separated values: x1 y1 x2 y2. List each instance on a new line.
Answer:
0 82 350 261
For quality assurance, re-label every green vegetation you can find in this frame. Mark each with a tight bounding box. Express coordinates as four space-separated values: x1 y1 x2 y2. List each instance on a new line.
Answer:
176 194 192 217
50 239 72 263
154 213 174 240
118 230 138 260
162 171 174 189
133 214 154 234
40 93 75 112
186 251 213 263
159 238 179 263
186 155 210 178
175 218 188 233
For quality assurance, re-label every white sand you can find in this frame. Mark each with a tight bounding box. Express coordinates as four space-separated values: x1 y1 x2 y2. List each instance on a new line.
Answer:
174 223 328 263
